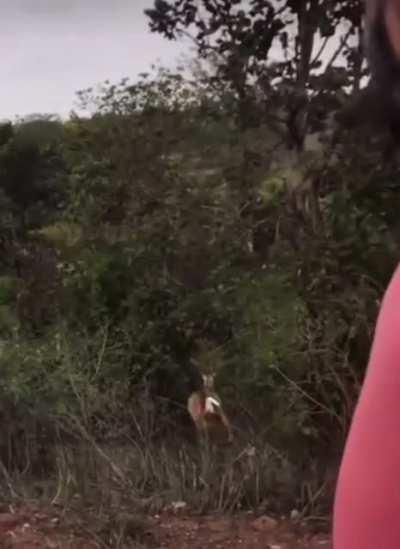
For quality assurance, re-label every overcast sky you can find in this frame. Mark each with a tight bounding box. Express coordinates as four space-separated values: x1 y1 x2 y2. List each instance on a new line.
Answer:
0 0 187 120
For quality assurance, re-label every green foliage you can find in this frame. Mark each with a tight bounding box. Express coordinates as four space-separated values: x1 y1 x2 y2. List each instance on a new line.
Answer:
0 276 17 305
0 116 66 233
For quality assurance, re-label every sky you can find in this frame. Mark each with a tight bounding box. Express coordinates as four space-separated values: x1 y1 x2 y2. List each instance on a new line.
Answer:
1 1 351 122
0 0 187 120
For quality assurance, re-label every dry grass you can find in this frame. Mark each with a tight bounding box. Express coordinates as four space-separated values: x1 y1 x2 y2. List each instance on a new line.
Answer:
0 395 334 548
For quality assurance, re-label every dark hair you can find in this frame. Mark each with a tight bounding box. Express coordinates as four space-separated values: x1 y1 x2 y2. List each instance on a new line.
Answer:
366 1 400 80
364 0 400 138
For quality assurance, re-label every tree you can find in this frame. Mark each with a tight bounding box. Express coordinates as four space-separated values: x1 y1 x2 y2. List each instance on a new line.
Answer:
0 117 66 232
143 0 400 453
146 0 365 148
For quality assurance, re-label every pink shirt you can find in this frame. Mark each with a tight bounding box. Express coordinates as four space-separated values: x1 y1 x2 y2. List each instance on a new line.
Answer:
334 264 400 547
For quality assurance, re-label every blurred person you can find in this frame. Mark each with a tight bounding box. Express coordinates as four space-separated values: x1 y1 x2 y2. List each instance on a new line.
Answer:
333 1 400 547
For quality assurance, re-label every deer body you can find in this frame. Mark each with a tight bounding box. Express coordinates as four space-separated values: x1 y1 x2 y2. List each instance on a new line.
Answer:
187 375 233 444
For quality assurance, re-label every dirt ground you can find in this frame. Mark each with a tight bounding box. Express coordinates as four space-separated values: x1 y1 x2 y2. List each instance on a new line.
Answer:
0 503 332 548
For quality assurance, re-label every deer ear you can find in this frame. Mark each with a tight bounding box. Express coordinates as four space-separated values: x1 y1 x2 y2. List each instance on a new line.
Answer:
384 0 400 58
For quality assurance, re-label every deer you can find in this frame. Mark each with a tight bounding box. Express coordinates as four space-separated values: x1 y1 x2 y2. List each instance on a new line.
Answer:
187 373 233 445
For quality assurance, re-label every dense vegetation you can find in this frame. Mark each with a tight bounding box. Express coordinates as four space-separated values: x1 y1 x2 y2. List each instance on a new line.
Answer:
0 0 398 518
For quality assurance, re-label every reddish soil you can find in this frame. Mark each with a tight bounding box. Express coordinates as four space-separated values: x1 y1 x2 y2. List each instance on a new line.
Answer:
0 504 97 548
0 504 332 548
152 512 331 549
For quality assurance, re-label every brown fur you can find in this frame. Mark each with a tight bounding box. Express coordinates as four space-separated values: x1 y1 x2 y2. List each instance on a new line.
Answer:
187 375 233 444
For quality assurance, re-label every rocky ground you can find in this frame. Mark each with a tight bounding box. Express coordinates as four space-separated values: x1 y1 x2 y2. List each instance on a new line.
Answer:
0 503 331 548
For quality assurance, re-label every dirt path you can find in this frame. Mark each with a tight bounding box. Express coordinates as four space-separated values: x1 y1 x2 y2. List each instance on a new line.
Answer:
152 512 331 549
0 504 331 548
